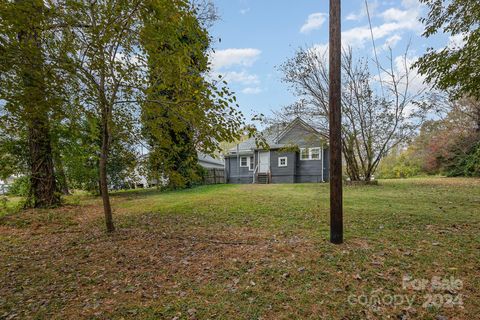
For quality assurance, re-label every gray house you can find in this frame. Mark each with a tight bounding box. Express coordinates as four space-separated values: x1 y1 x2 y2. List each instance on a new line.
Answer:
224 118 329 184
132 152 224 188
198 153 225 169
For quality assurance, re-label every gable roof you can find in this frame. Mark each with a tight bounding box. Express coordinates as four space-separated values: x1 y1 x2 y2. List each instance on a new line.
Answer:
198 153 224 166
274 117 320 143
227 117 321 154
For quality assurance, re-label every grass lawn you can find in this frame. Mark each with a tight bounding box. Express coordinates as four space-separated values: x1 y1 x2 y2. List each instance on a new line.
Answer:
0 177 479 319
0 196 23 218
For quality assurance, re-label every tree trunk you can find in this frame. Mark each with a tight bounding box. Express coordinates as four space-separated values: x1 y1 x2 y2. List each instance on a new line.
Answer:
99 108 115 233
342 139 361 181
17 0 60 208
28 115 60 207
364 172 372 182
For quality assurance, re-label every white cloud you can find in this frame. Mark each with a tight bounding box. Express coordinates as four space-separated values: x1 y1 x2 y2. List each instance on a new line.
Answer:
220 70 260 86
346 11 363 21
240 8 250 15
242 87 262 95
311 43 329 56
300 13 327 34
346 0 379 21
342 23 396 48
210 48 261 70
401 0 422 10
381 8 410 22
385 2 423 30
447 33 467 50
342 19 420 48
382 34 402 51
342 1 422 49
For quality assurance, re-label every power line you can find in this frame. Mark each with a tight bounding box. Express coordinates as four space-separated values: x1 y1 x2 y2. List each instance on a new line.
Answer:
365 0 385 98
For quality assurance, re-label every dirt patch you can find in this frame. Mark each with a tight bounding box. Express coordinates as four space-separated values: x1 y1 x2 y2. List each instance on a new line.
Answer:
0 211 320 319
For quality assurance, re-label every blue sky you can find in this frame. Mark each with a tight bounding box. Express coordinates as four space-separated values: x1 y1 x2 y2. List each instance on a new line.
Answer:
209 0 453 121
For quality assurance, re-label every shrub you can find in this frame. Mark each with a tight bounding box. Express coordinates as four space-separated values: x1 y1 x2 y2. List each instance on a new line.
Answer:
7 175 30 197
377 150 422 179
447 141 480 177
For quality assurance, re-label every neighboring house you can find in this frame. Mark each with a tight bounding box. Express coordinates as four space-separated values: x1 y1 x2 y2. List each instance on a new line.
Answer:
0 176 16 195
132 152 225 188
224 117 329 184
198 153 225 169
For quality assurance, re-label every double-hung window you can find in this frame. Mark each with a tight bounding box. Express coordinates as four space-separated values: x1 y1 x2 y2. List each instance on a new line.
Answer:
240 156 255 170
300 147 322 160
300 148 309 160
240 156 248 167
310 148 320 160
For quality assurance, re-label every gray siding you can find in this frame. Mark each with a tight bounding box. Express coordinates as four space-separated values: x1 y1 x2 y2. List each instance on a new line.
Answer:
226 149 329 184
294 147 329 183
225 119 330 184
295 153 323 183
277 123 328 183
278 125 320 147
270 151 296 184
322 148 329 181
225 155 254 184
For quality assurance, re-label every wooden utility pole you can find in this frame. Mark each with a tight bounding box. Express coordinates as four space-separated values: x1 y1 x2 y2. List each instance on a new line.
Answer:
329 0 343 244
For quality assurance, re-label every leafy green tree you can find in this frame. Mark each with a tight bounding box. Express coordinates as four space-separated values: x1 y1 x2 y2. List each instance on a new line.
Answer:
61 0 246 232
415 0 480 177
377 147 422 179
0 0 68 207
0 127 28 181
59 0 147 232
388 98 480 177
1 0 248 230
141 0 236 189
416 1 480 103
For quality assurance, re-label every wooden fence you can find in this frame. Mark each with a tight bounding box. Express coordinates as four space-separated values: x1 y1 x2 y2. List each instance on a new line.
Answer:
203 168 225 185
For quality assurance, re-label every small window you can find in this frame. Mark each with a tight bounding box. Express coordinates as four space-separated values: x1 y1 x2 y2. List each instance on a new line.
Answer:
249 156 254 171
240 156 248 167
278 156 288 167
300 148 309 160
311 148 320 160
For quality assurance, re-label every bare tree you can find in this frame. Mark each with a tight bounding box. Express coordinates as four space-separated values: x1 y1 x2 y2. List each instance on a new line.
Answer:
279 46 432 181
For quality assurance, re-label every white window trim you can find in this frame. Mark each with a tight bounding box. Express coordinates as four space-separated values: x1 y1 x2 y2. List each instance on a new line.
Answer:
310 147 321 160
300 148 309 160
278 156 288 167
240 156 248 167
249 156 254 171
300 147 323 161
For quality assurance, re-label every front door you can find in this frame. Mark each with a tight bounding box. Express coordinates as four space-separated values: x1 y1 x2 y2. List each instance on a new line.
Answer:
258 151 270 173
